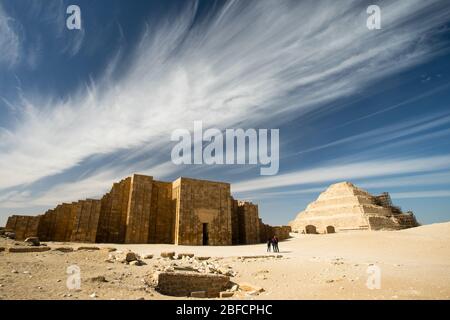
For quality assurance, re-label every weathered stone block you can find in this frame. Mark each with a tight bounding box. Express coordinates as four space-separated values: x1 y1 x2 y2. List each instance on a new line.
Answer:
190 291 206 298
8 246 51 253
154 272 230 297
220 291 234 298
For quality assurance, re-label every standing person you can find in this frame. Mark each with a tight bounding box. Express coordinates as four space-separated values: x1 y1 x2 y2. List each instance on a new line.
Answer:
273 236 279 252
267 238 272 252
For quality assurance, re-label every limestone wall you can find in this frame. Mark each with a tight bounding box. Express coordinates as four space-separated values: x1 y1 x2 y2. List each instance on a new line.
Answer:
52 204 75 241
37 209 56 241
6 215 41 240
173 178 232 245
235 201 260 244
148 181 175 244
125 174 153 244
258 220 291 241
96 178 131 243
70 199 101 242
5 174 278 246
231 199 240 245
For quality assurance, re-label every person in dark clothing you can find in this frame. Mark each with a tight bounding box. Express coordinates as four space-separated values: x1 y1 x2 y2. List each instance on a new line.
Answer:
272 236 279 252
267 238 272 252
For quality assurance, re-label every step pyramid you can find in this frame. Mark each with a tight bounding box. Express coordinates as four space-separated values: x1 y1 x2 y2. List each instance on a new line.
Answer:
289 182 418 234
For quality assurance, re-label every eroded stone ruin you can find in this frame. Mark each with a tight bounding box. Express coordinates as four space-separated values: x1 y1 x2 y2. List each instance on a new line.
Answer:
5 174 291 244
289 182 419 234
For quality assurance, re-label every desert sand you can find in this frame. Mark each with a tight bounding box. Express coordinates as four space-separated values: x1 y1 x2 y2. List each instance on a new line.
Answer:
1 222 449 300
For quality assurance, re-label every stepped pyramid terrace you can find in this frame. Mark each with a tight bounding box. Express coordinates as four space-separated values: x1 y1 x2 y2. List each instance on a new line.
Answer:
289 182 419 234
5 174 290 245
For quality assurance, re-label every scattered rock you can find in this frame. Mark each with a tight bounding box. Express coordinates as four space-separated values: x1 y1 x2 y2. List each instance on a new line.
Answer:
230 284 239 292
11 270 18 273
90 276 107 283
5 232 15 239
109 250 139 263
23 271 30 274
218 267 236 277
143 254 153 259
247 290 261 296
125 252 139 262
178 253 195 259
196 256 210 261
52 247 74 253
8 246 50 253
89 292 97 298
0 247 5 252
173 266 198 272
24 237 40 246
77 246 100 251
103 247 117 252
239 283 264 293
161 252 175 259
163 266 175 272
130 260 146 266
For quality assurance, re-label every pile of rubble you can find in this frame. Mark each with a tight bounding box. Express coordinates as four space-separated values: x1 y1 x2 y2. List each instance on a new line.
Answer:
106 250 237 277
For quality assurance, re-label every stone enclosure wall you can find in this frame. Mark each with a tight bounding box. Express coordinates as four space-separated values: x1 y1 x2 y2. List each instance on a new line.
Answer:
154 272 230 297
173 178 232 246
5 174 286 245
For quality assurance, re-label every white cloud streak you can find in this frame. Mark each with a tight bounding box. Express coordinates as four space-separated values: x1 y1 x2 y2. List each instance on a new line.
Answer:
1 0 450 209
0 3 20 66
391 190 450 199
232 155 450 193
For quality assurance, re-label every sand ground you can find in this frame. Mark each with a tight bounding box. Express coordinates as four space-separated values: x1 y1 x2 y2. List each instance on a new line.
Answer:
1 222 449 300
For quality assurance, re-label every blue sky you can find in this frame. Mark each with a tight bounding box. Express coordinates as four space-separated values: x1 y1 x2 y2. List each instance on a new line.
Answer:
1 0 450 226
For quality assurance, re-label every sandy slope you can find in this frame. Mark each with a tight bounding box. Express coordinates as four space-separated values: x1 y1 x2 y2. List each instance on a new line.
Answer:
1 222 449 300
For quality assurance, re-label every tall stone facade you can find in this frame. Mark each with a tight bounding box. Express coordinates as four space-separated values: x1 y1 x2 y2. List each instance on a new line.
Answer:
173 178 232 245
289 182 419 234
5 174 289 245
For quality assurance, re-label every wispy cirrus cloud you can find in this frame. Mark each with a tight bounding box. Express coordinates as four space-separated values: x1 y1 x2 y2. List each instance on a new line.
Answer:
232 155 450 193
0 3 20 66
1 0 450 218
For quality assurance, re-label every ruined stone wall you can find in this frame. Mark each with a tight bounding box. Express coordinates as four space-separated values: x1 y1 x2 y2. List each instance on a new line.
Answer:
37 209 56 241
148 181 175 244
173 178 232 245
70 199 101 242
154 272 230 297
231 199 240 245
235 201 260 244
6 215 41 240
52 203 75 242
258 221 291 242
96 178 131 243
5 174 278 246
272 226 291 240
259 219 272 242
368 213 419 230
124 175 153 244
5 215 18 231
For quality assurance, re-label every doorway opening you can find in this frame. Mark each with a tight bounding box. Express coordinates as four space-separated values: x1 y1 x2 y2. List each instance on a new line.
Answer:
305 225 317 234
202 223 209 245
